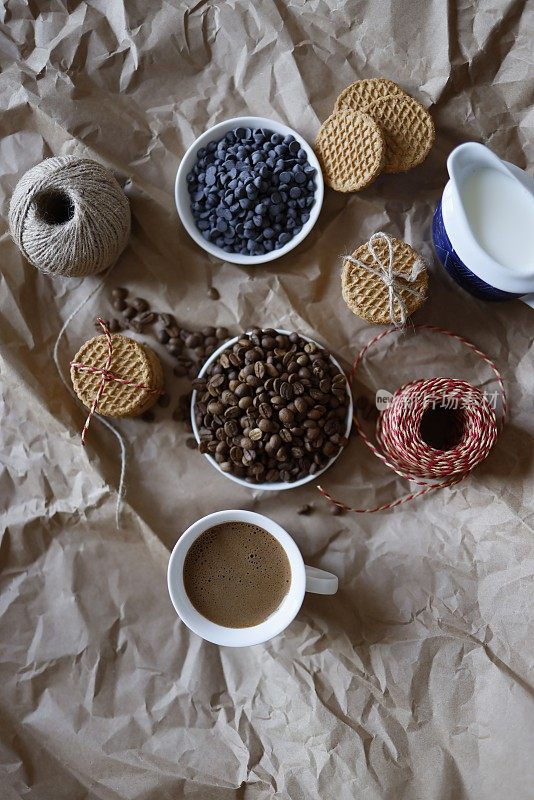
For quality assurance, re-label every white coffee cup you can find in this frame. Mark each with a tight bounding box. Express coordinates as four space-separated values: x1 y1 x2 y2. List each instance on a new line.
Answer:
167 509 338 647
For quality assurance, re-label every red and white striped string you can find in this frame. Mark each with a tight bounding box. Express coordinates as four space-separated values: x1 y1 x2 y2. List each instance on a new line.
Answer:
318 325 506 513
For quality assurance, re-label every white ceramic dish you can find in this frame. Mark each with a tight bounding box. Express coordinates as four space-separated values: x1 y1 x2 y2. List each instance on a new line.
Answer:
190 330 353 491
175 116 324 266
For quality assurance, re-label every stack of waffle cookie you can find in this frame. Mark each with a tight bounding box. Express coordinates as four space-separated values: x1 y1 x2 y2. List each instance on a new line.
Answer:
315 78 435 191
71 332 164 418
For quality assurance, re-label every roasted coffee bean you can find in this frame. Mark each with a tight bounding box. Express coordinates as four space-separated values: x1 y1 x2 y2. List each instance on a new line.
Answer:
166 324 181 339
207 287 220 300
230 445 243 462
141 410 155 422
224 420 238 437
185 333 202 349
259 403 272 418
138 310 155 326
298 503 314 515
132 297 149 312
158 312 175 327
254 361 266 380
220 389 237 406
157 392 170 408
323 418 339 435
186 437 197 449
158 328 170 344
249 428 263 441
123 305 137 320
208 400 224 415
242 449 256 466
108 318 122 333
258 418 276 433
294 397 307 414
208 374 224 391
280 381 293 400
235 382 251 398
198 440 209 454
112 287 128 301
113 297 127 311
279 407 294 424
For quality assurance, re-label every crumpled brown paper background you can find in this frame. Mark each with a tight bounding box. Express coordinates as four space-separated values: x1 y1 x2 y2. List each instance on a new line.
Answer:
1 1 534 798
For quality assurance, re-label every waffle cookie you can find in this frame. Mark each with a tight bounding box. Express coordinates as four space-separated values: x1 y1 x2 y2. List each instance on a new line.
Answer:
315 110 385 192
71 333 164 417
365 95 435 173
342 234 428 325
334 78 406 114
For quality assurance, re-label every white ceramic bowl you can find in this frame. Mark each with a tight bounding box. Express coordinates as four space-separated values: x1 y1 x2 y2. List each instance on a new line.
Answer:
175 116 324 265
191 330 353 491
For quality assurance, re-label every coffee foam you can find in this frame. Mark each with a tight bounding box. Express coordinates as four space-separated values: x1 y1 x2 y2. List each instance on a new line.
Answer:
183 521 291 628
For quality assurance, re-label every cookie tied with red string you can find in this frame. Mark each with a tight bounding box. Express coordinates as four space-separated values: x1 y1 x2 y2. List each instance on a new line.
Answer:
70 320 163 441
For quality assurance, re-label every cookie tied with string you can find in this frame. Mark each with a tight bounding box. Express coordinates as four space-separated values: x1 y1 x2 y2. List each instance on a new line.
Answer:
342 232 428 326
70 319 164 443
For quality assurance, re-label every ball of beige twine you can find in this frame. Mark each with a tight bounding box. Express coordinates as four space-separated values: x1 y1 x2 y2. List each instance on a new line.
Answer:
9 155 131 278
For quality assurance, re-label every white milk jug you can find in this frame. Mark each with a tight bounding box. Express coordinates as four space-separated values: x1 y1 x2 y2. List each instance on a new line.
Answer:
432 142 534 305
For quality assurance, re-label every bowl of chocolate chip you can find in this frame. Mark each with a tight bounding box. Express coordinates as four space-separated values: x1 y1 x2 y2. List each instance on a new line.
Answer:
191 328 352 490
175 116 324 265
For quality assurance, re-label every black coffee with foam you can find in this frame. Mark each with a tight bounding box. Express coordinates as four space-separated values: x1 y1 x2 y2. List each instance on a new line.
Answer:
183 521 291 628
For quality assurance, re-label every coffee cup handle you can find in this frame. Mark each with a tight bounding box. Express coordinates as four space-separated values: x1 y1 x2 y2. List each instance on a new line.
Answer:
304 565 338 595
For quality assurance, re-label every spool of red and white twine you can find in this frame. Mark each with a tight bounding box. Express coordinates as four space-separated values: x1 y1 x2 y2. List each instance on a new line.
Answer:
318 325 506 513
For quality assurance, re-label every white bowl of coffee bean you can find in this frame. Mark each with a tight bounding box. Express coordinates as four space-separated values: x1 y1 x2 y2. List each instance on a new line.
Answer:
191 328 353 490
175 116 324 265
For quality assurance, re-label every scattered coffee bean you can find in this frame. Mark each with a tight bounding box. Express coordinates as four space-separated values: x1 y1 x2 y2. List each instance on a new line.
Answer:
208 287 220 300
137 310 156 326
297 503 314 515
108 318 122 333
111 287 128 301
186 437 197 449
193 329 350 484
158 312 175 327
158 328 170 344
132 297 149 312
157 392 170 408
123 305 136 320
112 297 127 311
141 410 155 422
